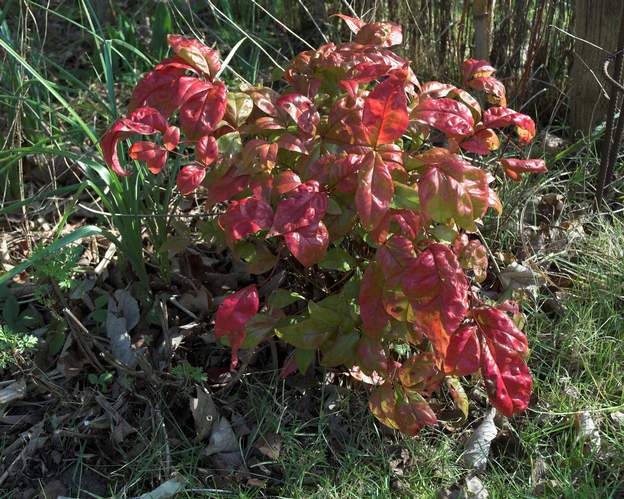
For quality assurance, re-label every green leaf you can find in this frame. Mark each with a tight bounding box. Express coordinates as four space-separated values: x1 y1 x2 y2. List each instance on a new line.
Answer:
392 181 420 210
269 289 305 309
321 331 359 367
431 224 458 244
3 295 19 325
308 299 343 330
277 319 331 349
216 131 242 160
295 348 315 374
319 247 356 272
241 313 276 349
327 198 343 215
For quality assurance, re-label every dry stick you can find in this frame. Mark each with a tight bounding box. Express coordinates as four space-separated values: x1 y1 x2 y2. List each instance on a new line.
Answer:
597 9 624 205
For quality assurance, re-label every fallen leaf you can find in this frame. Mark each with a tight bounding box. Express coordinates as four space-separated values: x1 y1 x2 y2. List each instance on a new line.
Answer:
204 417 238 456
179 285 212 318
610 411 624 427
499 262 545 291
461 408 498 470
190 386 218 441
462 476 489 498
255 432 282 461
0 378 26 405
575 411 601 452
438 476 489 499
113 289 140 330
106 290 141 368
134 475 186 499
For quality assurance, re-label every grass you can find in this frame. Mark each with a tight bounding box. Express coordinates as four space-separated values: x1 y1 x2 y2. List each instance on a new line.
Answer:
1 1 623 497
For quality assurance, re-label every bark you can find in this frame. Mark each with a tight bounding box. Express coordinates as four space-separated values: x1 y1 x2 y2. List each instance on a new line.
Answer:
569 0 624 133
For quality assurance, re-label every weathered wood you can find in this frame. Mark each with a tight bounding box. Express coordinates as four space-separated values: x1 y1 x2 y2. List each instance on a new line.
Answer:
569 0 624 133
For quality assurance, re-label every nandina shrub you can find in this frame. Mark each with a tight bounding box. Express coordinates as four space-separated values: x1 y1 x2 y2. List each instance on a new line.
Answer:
101 16 547 434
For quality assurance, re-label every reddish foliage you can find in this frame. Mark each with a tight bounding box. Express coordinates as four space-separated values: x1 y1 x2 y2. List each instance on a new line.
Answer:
215 285 259 369
99 13 546 435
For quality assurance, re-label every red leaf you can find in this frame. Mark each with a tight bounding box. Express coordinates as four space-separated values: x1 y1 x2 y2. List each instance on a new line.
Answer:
474 306 532 415
500 158 547 181
369 383 437 435
246 86 281 116
195 135 218 166
167 34 221 79
359 261 390 338
128 141 168 174
355 151 394 230
274 170 302 195
308 154 362 193
402 243 468 354
163 126 180 151
419 81 482 121
370 209 422 244
462 59 496 81
215 284 259 369
269 181 328 236
466 77 507 106
176 164 206 196
413 97 474 137
277 133 309 154
241 139 279 174
276 93 319 135
340 62 393 98
417 152 491 230
398 352 444 395
460 129 500 155
453 235 489 283
334 13 366 33
355 22 403 47
205 167 250 207
474 307 529 359
283 221 329 267
363 73 409 145
444 324 480 376
480 343 532 416
218 197 274 247
129 60 196 117
179 81 227 140
100 107 168 176
482 107 536 144
355 336 393 375
375 236 415 288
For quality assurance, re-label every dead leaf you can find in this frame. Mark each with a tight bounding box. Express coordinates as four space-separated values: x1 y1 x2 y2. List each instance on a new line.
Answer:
575 411 601 452
610 411 624 427
0 379 26 405
190 386 218 441
179 285 212 318
461 408 498 470
133 475 186 499
462 476 489 498
438 476 489 499
499 262 545 291
113 289 140 330
95 394 137 444
204 417 238 456
255 432 282 461
106 290 141 368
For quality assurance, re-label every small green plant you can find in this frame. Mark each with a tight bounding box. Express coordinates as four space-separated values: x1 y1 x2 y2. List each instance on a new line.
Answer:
88 371 114 391
31 243 82 291
0 324 38 369
171 361 208 384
